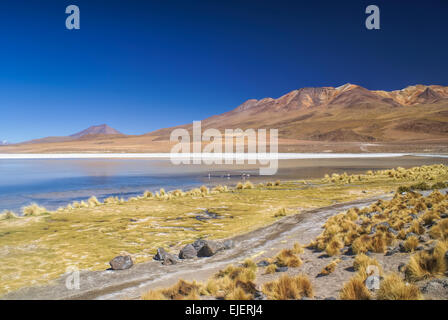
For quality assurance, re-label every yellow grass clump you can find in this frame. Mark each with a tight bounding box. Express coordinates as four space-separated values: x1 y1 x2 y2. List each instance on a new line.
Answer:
339 275 371 300
376 273 422 300
142 279 201 300
275 249 302 268
262 274 313 300
319 259 341 276
22 203 48 216
403 236 419 252
405 240 448 281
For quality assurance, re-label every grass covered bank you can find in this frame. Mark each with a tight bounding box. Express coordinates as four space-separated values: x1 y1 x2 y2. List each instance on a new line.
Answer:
0 164 448 296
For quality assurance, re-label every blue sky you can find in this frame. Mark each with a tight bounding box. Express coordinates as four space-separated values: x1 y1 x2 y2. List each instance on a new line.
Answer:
0 0 447 142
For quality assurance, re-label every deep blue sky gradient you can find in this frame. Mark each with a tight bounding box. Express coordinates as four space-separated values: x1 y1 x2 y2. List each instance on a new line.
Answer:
0 0 447 142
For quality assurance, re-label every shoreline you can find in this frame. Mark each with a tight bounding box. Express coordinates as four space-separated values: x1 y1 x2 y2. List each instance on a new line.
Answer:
0 152 448 160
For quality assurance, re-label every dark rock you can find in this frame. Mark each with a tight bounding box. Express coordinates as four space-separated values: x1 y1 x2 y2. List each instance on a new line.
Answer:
162 253 178 265
440 213 448 219
223 239 235 249
344 246 354 256
192 239 208 251
256 260 270 267
301 297 313 300
153 247 167 261
399 242 406 252
197 241 225 257
253 291 267 300
410 214 418 220
341 256 350 261
398 262 406 272
276 266 288 272
385 247 400 256
109 255 133 270
179 244 197 259
324 297 337 300
416 246 424 251
365 251 372 256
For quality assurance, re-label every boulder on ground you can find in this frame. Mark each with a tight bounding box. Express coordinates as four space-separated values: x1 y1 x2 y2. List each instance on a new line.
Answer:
109 255 133 270
197 240 225 257
162 253 178 265
179 244 197 259
223 239 235 249
192 239 208 251
153 248 167 261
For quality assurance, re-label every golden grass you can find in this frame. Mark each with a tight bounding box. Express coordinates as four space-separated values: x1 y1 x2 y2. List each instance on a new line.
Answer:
22 203 48 216
142 279 201 300
274 249 302 268
1 164 448 296
264 264 277 274
339 275 371 300
403 236 420 252
405 240 448 281
376 273 422 300
262 274 313 300
319 259 341 276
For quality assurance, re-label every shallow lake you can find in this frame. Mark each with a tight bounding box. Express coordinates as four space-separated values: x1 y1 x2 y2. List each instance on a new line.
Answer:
0 155 447 212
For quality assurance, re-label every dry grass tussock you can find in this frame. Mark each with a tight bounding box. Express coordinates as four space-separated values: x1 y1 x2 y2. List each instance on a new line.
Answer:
376 273 422 300
22 203 48 216
339 274 371 300
262 274 313 300
405 240 448 281
310 189 448 262
319 259 341 276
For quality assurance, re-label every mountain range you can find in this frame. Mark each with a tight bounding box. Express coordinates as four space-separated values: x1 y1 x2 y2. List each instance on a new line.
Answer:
2 84 448 153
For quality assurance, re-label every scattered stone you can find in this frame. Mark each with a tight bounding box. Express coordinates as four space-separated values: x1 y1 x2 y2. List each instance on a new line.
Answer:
410 214 418 220
419 235 430 243
223 239 235 249
162 253 178 266
276 266 288 272
440 213 448 219
324 297 337 300
416 246 424 251
341 256 350 261
253 291 267 300
301 297 313 300
153 247 168 261
179 244 197 259
197 241 225 257
365 251 372 257
406 232 418 239
398 262 406 272
256 260 270 267
387 227 398 236
378 222 390 229
399 242 405 252
192 239 208 251
385 247 400 256
109 255 133 270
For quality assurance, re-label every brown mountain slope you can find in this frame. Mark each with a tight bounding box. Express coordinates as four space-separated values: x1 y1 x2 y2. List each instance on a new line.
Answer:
2 84 448 154
148 83 448 143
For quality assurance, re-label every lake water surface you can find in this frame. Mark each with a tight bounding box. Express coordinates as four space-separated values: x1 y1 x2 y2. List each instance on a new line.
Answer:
1 155 447 212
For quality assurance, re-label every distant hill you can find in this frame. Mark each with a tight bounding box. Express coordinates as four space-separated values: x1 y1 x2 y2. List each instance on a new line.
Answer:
70 124 122 139
21 124 124 144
